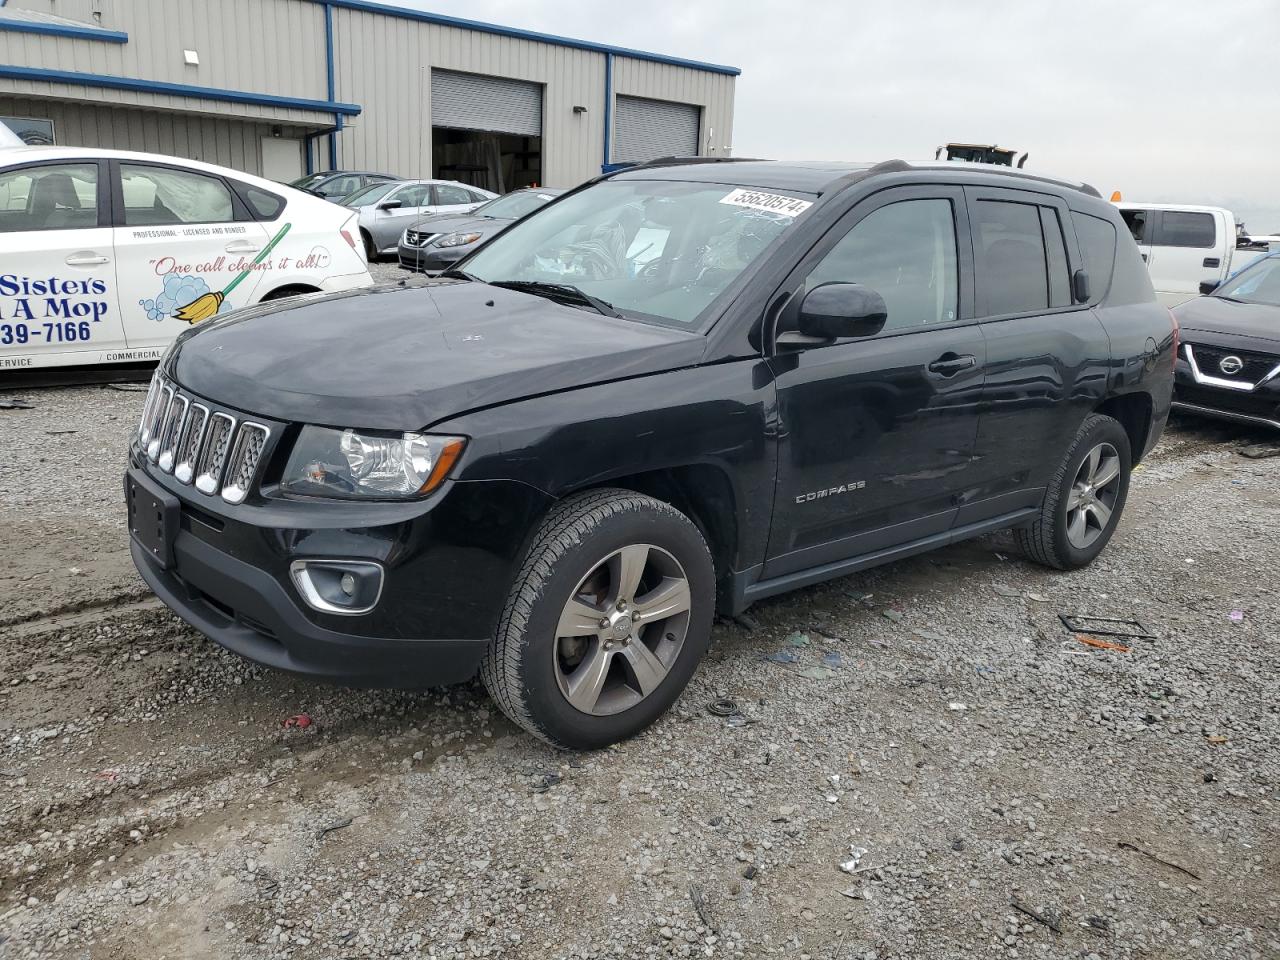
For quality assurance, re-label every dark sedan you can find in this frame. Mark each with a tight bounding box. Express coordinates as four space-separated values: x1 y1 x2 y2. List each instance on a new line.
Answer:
1173 253 1280 431
398 187 564 273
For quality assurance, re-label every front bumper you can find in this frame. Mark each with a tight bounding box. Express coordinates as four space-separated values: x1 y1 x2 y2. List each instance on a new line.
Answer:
398 244 466 273
1174 349 1280 431
126 449 553 687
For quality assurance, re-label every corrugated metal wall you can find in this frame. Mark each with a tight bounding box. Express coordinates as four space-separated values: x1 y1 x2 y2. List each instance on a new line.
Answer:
0 0 330 124
613 58 735 159
0 95 310 175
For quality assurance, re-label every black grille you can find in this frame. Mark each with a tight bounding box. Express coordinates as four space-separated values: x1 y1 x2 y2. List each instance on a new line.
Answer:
405 230 434 247
1187 343 1279 384
1176 384 1280 419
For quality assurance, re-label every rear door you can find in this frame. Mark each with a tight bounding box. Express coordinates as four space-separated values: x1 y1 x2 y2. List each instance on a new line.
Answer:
111 160 270 347
1148 209 1224 305
764 185 985 578
964 187 1111 520
0 158 122 369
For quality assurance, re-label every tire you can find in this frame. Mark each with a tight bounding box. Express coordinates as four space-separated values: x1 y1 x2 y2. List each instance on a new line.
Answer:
480 488 715 749
1015 413 1132 570
361 230 378 261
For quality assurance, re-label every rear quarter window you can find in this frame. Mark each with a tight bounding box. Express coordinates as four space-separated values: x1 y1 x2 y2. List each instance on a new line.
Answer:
1073 211 1154 305
241 184 285 220
1157 211 1216 248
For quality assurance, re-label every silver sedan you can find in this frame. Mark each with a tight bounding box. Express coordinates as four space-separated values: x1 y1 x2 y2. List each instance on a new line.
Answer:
342 179 496 259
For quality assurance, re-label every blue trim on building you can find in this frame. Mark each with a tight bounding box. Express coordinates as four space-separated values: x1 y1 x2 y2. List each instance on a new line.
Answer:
314 0 741 76
322 1 341 170
602 53 613 169
0 16 127 42
0 65 362 116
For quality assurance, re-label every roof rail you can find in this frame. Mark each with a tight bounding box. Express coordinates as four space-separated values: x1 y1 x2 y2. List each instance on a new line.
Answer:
613 156 766 172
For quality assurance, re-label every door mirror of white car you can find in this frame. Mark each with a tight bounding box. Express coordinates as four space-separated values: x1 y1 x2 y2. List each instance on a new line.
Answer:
378 200 402 211
1199 280 1219 296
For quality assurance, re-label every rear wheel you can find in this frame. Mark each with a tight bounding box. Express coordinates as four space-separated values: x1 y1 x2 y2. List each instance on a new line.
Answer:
480 489 714 749
361 229 378 261
1016 413 1132 569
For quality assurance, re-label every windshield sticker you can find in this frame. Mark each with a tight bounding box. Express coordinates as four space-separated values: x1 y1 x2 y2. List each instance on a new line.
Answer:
719 188 812 218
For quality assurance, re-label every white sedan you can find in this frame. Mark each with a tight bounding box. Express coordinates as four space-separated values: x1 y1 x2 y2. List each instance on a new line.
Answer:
0 145 373 372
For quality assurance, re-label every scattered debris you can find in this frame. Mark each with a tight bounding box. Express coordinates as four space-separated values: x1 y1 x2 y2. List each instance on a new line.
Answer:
106 382 149 392
821 651 843 668
839 886 864 900
533 772 563 792
993 584 1021 598
1011 898 1061 934
796 665 839 680
1239 443 1280 459
1206 734 1227 745
1116 840 1201 880
1076 634 1131 653
730 613 761 632
282 713 313 729
0 398 33 409
316 817 353 841
741 864 757 880
882 609 904 623
1026 592 1050 603
689 883 716 932
912 628 950 643
1059 615 1155 639
838 845 870 874
1086 915 1111 933
948 702 967 711
1228 609 1245 622
785 631 811 648
845 590 874 607
807 623 844 641
764 650 798 665
46 429 77 435
707 698 740 717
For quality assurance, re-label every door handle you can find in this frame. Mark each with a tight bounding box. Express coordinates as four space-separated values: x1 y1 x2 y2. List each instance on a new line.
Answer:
65 253 109 266
927 354 977 377
225 240 262 254
1203 257 1220 268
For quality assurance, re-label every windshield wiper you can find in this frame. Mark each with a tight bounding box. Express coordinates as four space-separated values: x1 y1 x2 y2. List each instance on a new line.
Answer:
488 280 622 317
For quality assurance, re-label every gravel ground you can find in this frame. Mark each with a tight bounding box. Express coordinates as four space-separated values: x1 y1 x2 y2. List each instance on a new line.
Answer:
1 382 1278 960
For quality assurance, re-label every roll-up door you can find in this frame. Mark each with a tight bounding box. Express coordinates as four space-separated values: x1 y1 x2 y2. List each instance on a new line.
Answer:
431 70 543 136
614 96 700 163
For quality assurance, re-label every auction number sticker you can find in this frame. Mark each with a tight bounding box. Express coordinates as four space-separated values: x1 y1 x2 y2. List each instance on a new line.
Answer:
719 188 813 217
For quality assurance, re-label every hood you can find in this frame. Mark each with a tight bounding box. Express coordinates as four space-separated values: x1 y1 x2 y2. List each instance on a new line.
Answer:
1174 295 1280 345
407 213 509 235
170 280 704 430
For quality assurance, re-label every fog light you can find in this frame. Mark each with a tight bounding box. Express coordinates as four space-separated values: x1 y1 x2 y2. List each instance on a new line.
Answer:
289 560 383 616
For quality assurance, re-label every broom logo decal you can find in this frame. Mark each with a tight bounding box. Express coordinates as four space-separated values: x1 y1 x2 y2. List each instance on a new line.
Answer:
173 222 293 324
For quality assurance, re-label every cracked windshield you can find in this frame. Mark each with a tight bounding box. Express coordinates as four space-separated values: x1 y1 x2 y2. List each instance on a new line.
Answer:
463 179 814 327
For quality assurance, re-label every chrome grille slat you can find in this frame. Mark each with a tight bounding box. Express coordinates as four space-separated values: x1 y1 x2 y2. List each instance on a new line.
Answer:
137 374 162 444
145 384 174 462
157 394 188 473
195 412 237 495
174 403 209 485
221 423 270 504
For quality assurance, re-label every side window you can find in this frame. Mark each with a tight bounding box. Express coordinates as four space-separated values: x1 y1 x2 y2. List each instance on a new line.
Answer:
396 184 431 207
1157 211 1216 248
435 184 473 206
973 200 1049 316
319 175 359 198
1119 208 1152 244
467 189 490 204
805 198 958 331
1040 207 1072 307
241 184 284 220
0 163 98 233
121 164 234 226
1070 212 1116 299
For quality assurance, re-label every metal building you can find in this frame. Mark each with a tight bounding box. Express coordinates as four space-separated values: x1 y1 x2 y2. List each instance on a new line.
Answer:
0 0 738 191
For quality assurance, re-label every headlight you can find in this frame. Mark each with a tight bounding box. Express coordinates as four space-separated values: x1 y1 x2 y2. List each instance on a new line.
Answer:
433 232 483 248
281 427 466 499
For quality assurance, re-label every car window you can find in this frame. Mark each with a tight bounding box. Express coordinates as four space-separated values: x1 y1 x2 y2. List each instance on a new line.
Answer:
395 184 432 207
435 184 473 206
0 162 99 233
121 164 234 226
343 181 395 206
1041 208 1072 307
473 191 555 220
974 200 1049 316
465 178 809 329
1216 256 1280 306
1158 211 1216 248
242 184 284 220
806 198 958 331
319 175 360 197
1120 208 1152 245
467 189 492 204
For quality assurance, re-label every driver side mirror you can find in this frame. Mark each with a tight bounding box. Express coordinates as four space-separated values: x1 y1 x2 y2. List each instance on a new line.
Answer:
781 282 888 347
378 200 403 211
1199 279 1219 295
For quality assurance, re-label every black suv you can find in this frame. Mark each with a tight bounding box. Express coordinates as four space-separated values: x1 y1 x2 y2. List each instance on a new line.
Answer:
126 159 1175 748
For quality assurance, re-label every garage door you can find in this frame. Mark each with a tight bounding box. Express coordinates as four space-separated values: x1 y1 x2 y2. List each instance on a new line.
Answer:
614 96 700 163
431 70 543 136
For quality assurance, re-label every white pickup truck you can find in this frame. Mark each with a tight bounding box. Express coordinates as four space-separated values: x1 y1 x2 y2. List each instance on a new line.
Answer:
1113 202 1272 306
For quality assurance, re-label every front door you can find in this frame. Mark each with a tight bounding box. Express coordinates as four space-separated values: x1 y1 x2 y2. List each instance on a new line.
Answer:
0 158 123 369
764 186 985 578
370 182 434 253
112 160 270 347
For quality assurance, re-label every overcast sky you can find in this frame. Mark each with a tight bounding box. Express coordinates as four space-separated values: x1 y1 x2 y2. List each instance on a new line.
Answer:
403 0 1280 230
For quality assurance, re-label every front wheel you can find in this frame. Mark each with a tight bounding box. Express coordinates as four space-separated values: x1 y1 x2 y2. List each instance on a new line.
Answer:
480 489 715 749
1016 413 1132 569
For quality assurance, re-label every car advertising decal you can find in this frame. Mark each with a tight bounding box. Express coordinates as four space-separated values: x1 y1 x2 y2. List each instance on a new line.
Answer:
170 222 293 324
0 274 111 348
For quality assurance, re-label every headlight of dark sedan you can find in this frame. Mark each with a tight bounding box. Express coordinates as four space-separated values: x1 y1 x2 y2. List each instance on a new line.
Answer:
281 427 466 498
433 231 483 248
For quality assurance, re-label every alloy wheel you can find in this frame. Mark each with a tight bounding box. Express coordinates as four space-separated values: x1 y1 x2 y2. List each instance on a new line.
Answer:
1065 441 1121 549
553 544 692 716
